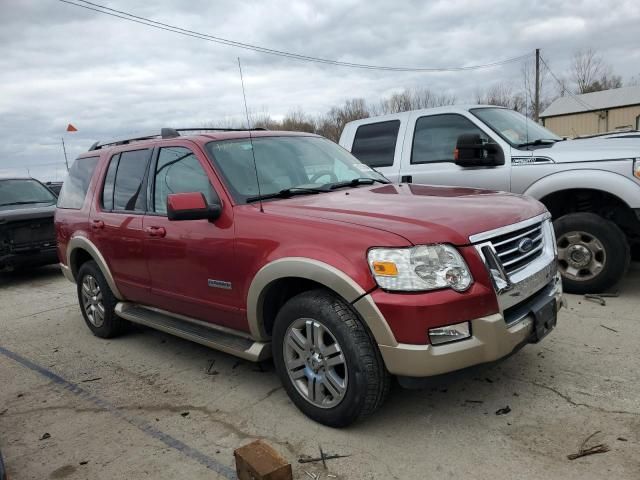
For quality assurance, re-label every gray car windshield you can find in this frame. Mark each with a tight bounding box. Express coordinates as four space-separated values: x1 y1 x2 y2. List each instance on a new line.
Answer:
206 136 387 203
0 179 57 206
471 108 561 148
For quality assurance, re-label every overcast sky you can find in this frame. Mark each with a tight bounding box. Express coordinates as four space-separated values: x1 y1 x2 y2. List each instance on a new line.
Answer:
1 0 638 181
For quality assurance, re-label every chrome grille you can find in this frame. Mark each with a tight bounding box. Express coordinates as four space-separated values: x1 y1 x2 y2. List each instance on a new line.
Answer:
487 222 544 274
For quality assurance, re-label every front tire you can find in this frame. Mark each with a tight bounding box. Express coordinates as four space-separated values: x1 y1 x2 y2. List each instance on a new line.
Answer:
77 261 127 338
554 212 630 294
272 289 390 427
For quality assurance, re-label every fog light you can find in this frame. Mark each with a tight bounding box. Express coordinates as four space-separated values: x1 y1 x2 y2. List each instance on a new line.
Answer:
429 321 471 345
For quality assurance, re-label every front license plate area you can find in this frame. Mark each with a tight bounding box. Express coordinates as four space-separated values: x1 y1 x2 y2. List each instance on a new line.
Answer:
531 298 557 343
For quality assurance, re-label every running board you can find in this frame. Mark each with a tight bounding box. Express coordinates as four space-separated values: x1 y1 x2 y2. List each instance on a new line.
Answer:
115 302 271 362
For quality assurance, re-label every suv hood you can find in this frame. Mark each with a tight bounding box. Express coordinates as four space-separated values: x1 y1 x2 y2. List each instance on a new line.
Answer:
264 184 546 246
518 137 639 163
0 204 55 222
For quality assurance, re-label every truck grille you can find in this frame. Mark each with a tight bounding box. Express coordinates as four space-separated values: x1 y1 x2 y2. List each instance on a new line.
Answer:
486 222 544 274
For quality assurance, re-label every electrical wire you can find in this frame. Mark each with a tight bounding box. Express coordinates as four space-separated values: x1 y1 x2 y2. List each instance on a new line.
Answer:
58 0 532 72
540 56 596 112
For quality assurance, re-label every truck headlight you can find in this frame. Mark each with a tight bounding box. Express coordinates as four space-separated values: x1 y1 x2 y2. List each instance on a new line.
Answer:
634 158 640 180
368 245 473 292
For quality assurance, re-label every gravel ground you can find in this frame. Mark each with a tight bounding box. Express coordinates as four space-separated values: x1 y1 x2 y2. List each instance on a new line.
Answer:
1 264 638 479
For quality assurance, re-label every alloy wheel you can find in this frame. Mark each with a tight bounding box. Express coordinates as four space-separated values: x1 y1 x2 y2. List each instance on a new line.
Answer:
557 231 606 282
81 274 105 328
283 318 348 409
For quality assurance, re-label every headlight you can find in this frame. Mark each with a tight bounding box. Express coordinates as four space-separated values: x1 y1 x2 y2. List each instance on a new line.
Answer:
634 158 640 180
368 244 473 292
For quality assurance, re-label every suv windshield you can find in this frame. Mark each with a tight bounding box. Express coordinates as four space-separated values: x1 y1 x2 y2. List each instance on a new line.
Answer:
471 107 561 148
0 179 57 207
205 136 387 203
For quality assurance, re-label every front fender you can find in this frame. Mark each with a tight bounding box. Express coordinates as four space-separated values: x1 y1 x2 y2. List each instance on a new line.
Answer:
524 169 640 208
246 257 397 345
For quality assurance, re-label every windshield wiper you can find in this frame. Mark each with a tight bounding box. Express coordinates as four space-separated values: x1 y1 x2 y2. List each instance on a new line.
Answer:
0 201 52 207
246 187 328 203
516 138 560 148
327 177 390 190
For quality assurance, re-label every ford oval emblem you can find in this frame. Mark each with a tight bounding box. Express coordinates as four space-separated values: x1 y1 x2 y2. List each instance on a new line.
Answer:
517 238 534 254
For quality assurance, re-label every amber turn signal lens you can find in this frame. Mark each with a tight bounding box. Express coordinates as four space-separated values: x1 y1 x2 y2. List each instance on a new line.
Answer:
372 261 398 276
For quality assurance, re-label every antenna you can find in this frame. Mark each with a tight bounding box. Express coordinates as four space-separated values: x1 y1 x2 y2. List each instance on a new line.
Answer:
237 57 263 213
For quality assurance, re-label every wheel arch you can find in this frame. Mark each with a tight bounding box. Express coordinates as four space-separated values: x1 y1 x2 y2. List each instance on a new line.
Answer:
67 236 124 300
524 170 639 210
247 257 395 345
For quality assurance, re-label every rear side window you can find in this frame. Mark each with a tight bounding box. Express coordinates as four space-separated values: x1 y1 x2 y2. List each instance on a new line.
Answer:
411 114 489 164
351 120 400 168
103 149 151 212
153 147 217 215
57 156 99 209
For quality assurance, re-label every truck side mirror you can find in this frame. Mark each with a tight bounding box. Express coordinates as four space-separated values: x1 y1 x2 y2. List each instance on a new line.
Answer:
167 192 221 221
454 134 505 167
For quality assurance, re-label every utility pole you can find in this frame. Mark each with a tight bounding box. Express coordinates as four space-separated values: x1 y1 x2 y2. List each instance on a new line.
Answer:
61 137 69 171
534 48 540 122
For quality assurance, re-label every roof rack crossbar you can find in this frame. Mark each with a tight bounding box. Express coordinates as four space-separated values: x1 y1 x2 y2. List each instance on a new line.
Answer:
88 127 267 150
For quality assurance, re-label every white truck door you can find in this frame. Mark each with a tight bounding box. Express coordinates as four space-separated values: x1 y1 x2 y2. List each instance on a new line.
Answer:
399 111 512 191
341 116 406 182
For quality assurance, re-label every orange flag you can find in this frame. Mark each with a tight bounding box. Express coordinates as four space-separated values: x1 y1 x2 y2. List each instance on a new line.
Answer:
66 124 78 132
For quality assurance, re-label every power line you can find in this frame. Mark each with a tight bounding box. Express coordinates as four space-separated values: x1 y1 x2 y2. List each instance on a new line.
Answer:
59 0 532 72
540 56 596 112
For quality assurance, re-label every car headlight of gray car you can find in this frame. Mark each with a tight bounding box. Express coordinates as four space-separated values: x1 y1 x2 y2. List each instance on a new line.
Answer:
368 244 473 292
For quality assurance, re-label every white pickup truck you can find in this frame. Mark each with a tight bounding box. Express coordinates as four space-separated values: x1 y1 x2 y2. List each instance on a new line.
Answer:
339 105 640 293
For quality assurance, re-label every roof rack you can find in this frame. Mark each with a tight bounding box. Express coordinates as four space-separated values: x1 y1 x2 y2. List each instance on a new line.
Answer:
88 127 267 151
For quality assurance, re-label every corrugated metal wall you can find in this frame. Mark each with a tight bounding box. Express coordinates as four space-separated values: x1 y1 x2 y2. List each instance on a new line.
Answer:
542 105 640 137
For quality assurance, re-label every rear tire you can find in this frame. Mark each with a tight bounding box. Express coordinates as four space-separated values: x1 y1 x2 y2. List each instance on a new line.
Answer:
554 212 630 294
272 289 390 427
76 261 127 338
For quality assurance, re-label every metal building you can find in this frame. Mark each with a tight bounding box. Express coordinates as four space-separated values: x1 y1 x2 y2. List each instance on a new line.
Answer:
540 86 640 137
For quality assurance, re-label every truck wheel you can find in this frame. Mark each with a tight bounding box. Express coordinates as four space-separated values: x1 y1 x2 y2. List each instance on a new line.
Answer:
554 212 630 294
272 289 390 427
76 260 127 338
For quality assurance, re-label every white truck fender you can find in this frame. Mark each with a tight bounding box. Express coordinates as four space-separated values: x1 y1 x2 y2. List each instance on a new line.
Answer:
524 169 640 208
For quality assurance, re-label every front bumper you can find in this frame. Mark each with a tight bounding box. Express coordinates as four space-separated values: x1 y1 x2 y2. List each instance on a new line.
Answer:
0 247 58 272
374 273 563 377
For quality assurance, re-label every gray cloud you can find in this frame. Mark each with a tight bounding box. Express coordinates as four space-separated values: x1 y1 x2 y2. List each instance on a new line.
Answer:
1 0 638 181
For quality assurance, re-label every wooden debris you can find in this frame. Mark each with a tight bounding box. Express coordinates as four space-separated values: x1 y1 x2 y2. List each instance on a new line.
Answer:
234 439 292 480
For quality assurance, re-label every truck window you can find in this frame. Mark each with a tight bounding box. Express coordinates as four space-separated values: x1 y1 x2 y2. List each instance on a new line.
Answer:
112 149 151 212
57 156 99 209
351 120 400 168
101 153 120 210
411 114 488 164
153 147 218 215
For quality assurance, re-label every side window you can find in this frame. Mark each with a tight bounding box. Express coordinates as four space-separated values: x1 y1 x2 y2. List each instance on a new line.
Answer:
57 156 99 209
113 149 151 212
101 153 119 210
153 147 217 215
411 114 489 164
351 120 400 168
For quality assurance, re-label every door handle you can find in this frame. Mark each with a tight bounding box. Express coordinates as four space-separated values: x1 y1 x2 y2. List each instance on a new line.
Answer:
400 175 413 183
91 219 105 230
144 226 166 238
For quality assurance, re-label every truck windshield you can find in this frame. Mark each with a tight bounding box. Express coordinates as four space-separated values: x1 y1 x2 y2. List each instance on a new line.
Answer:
205 136 387 203
0 179 57 207
470 108 561 148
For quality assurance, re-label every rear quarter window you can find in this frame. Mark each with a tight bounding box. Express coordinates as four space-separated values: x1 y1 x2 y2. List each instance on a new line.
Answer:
57 156 99 209
351 120 400 168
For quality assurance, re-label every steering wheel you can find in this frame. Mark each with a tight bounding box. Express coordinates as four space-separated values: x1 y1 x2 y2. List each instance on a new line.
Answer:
310 170 338 184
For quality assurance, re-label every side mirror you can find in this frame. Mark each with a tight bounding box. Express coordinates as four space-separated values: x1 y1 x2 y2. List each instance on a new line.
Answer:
454 134 505 167
167 192 221 221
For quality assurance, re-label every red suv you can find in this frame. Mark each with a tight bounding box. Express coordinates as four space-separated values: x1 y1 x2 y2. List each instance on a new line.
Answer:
55 128 563 426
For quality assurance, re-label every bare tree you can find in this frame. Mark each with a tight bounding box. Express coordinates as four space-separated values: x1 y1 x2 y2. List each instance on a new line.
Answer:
475 82 526 112
374 88 456 115
316 98 370 142
571 48 622 93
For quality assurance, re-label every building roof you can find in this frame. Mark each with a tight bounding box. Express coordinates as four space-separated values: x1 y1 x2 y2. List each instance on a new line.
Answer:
540 85 640 118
